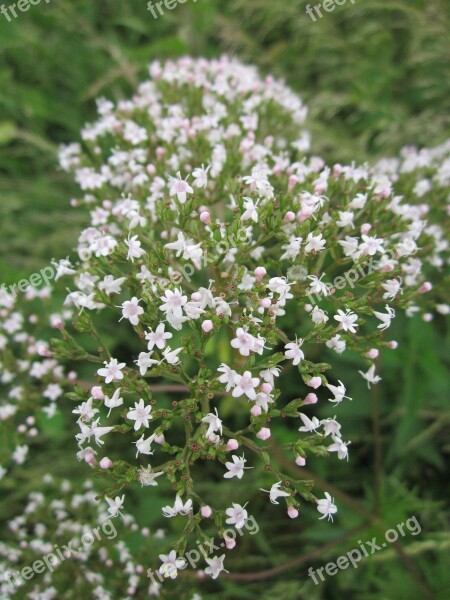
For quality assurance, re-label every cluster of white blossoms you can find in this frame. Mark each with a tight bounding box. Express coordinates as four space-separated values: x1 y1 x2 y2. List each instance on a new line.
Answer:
1 57 448 587
0 286 74 479
0 475 165 600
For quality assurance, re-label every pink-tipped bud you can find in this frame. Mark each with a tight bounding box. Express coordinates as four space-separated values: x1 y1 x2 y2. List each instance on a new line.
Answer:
360 223 371 234
199 205 208 213
314 184 325 195
70 198 79 207
260 298 271 309
226 439 239 451
251 405 262 417
297 207 314 223
26 416 36 426
260 382 272 395
383 263 395 272
288 506 299 519
304 303 313 312
254 267 267 282
256 427 271 441
423 313 433 322
200 211 211 224
418 282 432 294
156 147 165 160
387 340 398 349
288 175 299 190
68 371 77 382
28 315 38 324
303 393 318 405
191 292 202 302
154 433 165 445
85 452 96 466
146 164 156 175
284 211 296 223
307 377 322 389
18 424 26 433
365 348 379 359
333 164 343 177
91 386 104 400
130 523 138 532
201 505 212 518
201 320 213 333
28 428 38 437
224 536 236 550
141 527 150 537
295 456 306 467
99 457 113 469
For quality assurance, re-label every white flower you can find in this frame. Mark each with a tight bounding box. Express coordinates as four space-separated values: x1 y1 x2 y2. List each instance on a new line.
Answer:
162 494 193 518
97 358 126 384
317 492 338 521
328 436 350 460
358 364 382 388
326 381 352 405
311 306 329 325
105 495 125 518
127 399 153 431
241 197 259 222
125 235 146 262
120 296 144 326
169 172 194 203
373 305 395 330
135 351 159 376
230 327 259 356
359 234 385 256
232 371 260 400
104 388 124 417
298 413 321 433
260 481 290 504
284 339 304 366
202 408 223 438
334 309 358 333
159 288 187 319
192 164 210 189
224 454 250 479
217 363 240 391
205 555 228 579
138 466 164 487
159 550 187 579
326 334 346 354
145 323 172 350
162 346 183 365
305 232 326 253
134 434 155 457
381 279 402 300
225 502 248 529
321 417 342 437
307 274 330 297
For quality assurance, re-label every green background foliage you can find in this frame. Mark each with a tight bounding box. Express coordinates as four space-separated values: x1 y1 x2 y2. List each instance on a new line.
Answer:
0 1 449 598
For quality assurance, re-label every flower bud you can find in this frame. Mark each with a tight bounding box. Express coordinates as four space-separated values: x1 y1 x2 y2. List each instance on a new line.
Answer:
284 211 296 222
91 386 104 400
303 393 318 405
307 377 321 389
287 506 299 519
418 282 432 294
387 340 398 349
295 456 306 466
260 383 272 394
201 320 213 333
200 211 211 224
226 439 239 451
254 267 267 282
361 223 371 234
250 405 262 417
201 505 212 518
99 457 113 469
256 427 271 440
224 535 236 549
365 348 379 359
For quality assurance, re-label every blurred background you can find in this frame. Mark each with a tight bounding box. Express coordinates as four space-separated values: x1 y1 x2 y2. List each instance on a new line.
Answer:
0 1 449 598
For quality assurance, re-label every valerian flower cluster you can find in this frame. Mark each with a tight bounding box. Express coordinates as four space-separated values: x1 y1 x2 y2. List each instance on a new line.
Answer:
1 57 448 587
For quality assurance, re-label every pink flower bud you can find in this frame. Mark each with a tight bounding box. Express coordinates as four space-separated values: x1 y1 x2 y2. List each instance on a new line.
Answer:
26 416 35 426
154 433 165 445
146 164 156 175
136 565 144 574
365 348 379 359
226 439 239 451
103 200 112 210
130 523 138 532
85 452 96 466
303 393 318 405
68 371 77 381
100 457 113 469
295 456 306 466
91 386 104 400
250 405 262 417
304 303 313 312
28 428 38 437
191 292 202 302
18 424 26 433
297 207 314 223
260 298 271 309
224 536 236 549
156 147 165 160
423 313 433 322
314 184 325 195
288 506 299 519
333 164 342 177
383 263 395 272
307 377 322 389
418 282 432 294
141 528 150 537
288 175 299 190
199 205 208 213
284 211 296 223
254 267 267 282
260 383 272 394
201 505 212 518
70 199 79 207
387 340 398 349
256 427 271 440
360 223 371 234
200 211 211 224
29 315 38 324
201 320 213 333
